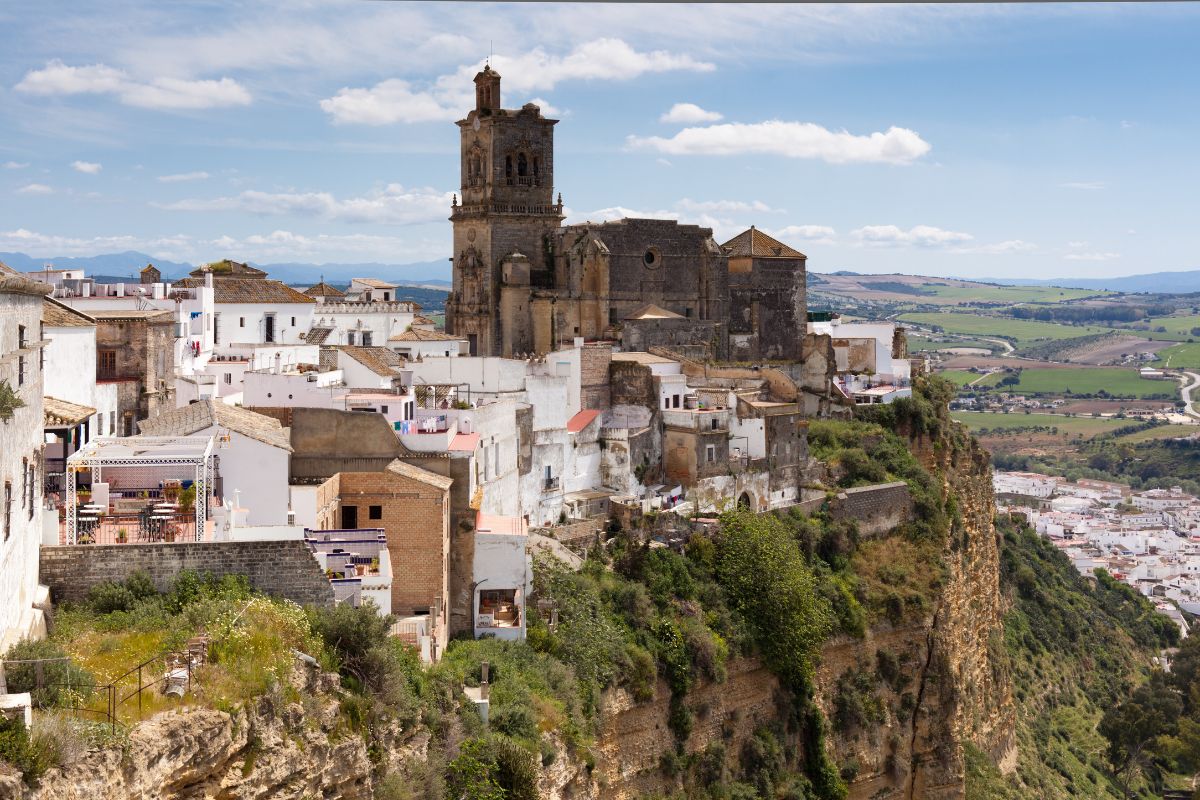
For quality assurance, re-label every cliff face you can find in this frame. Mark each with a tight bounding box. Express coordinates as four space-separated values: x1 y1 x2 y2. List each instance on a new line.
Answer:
812 425 1016 800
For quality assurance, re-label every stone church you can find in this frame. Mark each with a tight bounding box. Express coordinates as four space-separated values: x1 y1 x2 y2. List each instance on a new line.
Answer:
445 66 807 363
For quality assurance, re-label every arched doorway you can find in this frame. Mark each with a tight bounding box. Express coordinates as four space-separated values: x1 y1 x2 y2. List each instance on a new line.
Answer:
737 492 753 511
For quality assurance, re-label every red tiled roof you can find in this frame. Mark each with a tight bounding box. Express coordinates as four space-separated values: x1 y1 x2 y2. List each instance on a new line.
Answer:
567 409 600 433
449 432 480 452
721 226 806 259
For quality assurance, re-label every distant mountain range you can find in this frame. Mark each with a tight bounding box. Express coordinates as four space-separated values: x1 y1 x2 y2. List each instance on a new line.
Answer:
0 250 451 287
974 270 1200 294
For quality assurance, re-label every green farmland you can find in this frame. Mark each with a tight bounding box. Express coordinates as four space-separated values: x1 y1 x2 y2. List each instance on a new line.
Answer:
980 367 1175 399
1156 342 1200 369
923 284 1107 304
898 312 1113 344
951 411 1128 438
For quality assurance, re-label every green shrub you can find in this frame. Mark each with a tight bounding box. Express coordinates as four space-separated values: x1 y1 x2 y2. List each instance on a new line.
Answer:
1 639 94 709
0 716 54 787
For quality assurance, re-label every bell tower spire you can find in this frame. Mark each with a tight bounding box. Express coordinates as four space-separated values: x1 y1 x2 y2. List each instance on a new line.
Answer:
474 65 501 113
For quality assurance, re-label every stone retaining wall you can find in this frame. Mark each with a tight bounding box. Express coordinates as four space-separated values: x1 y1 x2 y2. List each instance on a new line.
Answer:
39 540 334 607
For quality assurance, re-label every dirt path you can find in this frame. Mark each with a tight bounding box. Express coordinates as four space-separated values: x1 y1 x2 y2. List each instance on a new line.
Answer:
1178 371 1200 420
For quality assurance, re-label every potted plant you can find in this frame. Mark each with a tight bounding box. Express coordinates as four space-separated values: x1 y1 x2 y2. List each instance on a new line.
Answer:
116 528 128 544
369 557 379 573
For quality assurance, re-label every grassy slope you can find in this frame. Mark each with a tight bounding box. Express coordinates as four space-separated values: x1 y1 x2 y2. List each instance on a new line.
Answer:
925 284 1107 304
1155 341 1200 369
966 521 1173 799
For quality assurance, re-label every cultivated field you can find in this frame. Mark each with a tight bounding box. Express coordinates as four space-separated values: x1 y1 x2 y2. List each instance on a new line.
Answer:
899 312 1114 344
951 411 1129 437
984 367 1174 399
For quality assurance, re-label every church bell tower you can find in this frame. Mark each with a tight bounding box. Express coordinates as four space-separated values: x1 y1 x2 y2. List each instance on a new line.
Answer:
446 65 563 357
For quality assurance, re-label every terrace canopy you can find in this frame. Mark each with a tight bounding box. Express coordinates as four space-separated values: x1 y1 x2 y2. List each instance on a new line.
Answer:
64 435 216 544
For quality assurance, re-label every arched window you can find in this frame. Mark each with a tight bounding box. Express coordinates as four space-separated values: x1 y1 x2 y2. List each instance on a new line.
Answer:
505 155 513 185
517 153 528 177
532 157 540 184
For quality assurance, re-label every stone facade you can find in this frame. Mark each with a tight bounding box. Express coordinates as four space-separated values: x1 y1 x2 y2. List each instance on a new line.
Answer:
445 68 803 363
829 481 914 538
93 310 176 431
39 541 334 607
315 466 451 619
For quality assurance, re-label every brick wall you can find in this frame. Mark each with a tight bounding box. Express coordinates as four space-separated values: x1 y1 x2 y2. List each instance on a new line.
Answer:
829 481 913 538
39 541 334 607
334 471 450 618
580 344 612 410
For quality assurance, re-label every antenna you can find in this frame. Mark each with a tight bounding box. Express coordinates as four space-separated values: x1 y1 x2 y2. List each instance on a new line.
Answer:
489 40 493 66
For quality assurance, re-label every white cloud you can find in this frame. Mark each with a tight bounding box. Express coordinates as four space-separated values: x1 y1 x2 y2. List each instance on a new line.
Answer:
320 79 459 125
959 239 1038 255
157 171 211 183
15 59 251 111
528 98 562 116
3 161 30 169
628 121 931 165
771 225 837 246
851 224 972 247
1059 181 1104 190
16 183 53 195
71 160 102 174
321 38 713 125
1064 251 1120 261
0 226 446 264
1121 120 1135 129
160 183 453 225
675 198 777 215
660 103 723 124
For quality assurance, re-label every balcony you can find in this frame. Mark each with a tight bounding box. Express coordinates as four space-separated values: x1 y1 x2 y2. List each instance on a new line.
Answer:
451 201 563 219
543 476 560 492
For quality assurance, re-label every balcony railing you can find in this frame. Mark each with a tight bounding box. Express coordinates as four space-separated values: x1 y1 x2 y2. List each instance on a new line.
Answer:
543 476 560 492
452 201 563 219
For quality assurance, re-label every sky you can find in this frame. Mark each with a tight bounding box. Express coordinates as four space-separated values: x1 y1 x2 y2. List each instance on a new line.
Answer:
1 2 1198 280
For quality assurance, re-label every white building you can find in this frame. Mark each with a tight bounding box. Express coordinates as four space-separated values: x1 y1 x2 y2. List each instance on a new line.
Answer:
0 268 51 649
389 328 470 359
138 400 293 525
472 512 531 641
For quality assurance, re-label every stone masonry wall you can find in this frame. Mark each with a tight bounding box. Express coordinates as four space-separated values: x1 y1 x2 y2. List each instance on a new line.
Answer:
830 481 914 538
39 541 334 607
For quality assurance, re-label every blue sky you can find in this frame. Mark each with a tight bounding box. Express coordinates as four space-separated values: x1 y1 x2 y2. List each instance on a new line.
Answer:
1 2 1197 279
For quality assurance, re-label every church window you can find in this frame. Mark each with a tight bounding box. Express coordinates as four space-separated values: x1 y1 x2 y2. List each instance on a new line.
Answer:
505 156 513 184
517 153 528 177
533 157 540 183
643 248 660 267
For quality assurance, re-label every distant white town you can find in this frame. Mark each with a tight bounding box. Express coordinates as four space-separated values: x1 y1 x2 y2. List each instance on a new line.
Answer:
995 470 1200 638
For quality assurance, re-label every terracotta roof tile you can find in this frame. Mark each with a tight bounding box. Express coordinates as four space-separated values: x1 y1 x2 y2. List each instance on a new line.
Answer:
44 396 97 426
389 328 465 342
189 259 268 279
353 278 398 288
138 399 292 451
176 277 316 304
305 326 334 344
43 297 96 327
329 345 405 377
721 227 806 259
386 458 454 490
303 281 345 298
624 303 683 321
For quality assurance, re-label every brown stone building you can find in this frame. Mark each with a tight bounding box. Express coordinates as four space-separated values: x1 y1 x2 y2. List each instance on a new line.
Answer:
92 309 175 433
313 460 452 620
445 68 805 363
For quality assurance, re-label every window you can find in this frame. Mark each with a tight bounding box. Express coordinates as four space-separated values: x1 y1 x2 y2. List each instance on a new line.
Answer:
109 411 116 432
383 292 390 302
21 458 27 508
214 314 220 345
381 405 389 414
3 481 10 541
39 321 44 371
663 397 670 410
239 317 245 328
706 445 716 463
517 153 528 177
362 332 373 347
368 505 382 520
98 349 117 378
347 331 357 346
673 394 681 409
224 373 232 385
264 314 276 343
711 418 720 430
17 325 26 385
291 316 296 327
505 155 513 184
26 460 34 520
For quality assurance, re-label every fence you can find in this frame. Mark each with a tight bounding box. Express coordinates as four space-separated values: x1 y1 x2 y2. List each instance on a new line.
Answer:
0 640 204 733
58 509 199 545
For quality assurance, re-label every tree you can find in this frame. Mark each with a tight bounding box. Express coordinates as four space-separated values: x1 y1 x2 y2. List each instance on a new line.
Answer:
1098 672 1181 798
